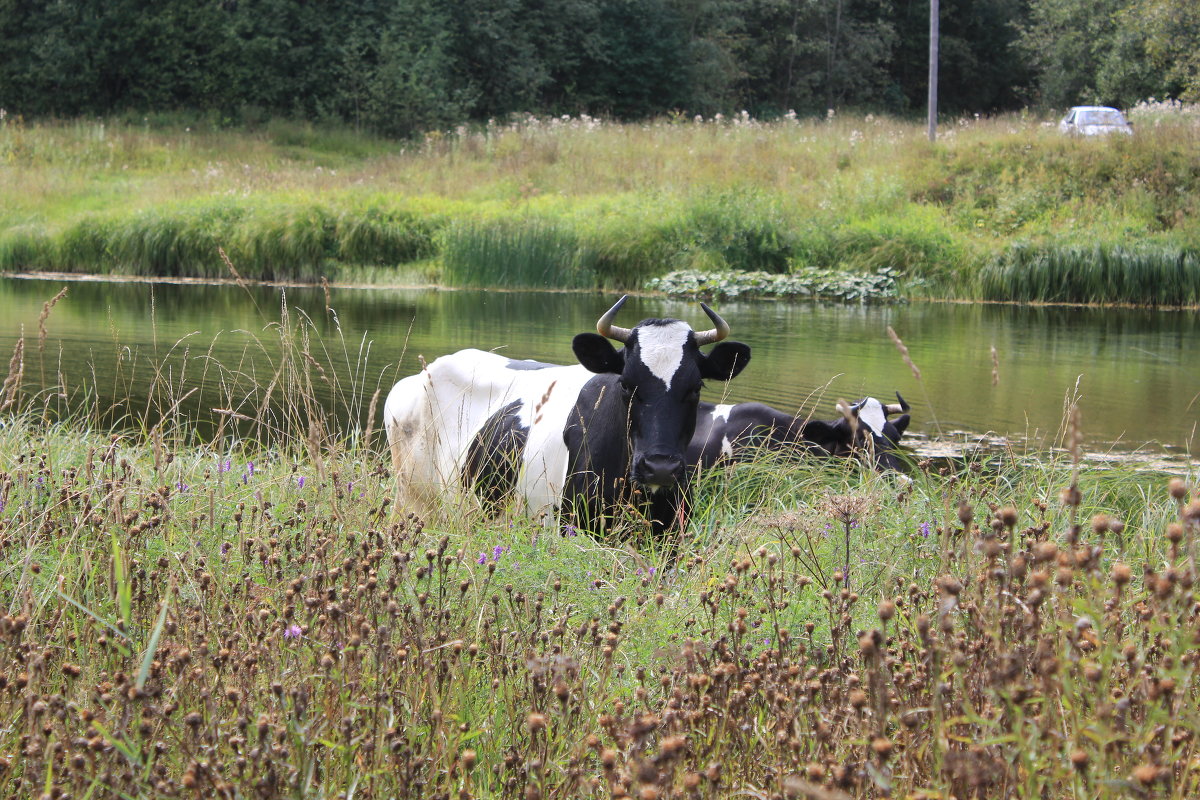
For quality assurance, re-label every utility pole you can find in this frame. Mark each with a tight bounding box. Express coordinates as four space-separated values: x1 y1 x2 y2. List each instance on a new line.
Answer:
928 0 939 142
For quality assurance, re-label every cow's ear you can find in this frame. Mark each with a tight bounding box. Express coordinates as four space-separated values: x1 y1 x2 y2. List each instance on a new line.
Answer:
573 333 625 374
799 419 840 448
700 341 751 381
892 414 911 438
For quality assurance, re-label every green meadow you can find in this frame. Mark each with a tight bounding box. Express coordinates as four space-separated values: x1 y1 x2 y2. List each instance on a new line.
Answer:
2 298 1200 797
2 107 1199 303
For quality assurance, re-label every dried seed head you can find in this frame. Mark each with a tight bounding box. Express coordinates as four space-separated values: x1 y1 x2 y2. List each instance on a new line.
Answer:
999 506 1018 528
527 712 547 733
1060 485 1082 508
461 749 477 769
1070 749 1089 770
1091 514 1111 535
1112 563 1132 586
1168 478 1188 501
871 737 893 760
1133 764 1160 785
878 600 896 622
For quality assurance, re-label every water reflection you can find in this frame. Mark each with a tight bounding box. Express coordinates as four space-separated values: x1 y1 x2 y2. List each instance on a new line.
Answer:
0 277 1196 459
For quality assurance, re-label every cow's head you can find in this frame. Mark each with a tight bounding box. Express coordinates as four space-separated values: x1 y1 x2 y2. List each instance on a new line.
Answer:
572 296 751 493
807 393 911 471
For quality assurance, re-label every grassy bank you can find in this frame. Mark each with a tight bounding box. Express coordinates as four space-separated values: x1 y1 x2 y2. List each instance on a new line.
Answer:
2 301 1200 797
1 107 1199 301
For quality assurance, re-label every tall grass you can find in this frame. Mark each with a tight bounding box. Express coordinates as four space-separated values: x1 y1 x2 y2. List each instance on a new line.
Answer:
979 242 1200 304
2 111 1200 301
440 217 594 288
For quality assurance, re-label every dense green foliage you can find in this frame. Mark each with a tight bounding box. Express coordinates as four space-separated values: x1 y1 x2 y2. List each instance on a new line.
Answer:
3 110 1199 303
1 0 1197 132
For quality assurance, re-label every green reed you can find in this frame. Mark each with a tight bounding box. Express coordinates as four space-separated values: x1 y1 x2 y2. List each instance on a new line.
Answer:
979 242 1200 304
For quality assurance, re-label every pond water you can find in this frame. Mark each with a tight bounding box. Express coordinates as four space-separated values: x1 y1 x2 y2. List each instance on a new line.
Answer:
1 276 1197 466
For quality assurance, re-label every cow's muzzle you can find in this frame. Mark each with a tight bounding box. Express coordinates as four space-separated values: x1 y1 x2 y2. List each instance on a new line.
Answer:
634 453 685 493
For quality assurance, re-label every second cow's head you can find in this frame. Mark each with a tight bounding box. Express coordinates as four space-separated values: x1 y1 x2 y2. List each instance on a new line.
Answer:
572 296 751 493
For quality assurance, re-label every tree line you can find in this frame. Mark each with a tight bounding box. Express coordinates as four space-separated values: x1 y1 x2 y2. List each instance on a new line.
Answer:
0 0 1196 136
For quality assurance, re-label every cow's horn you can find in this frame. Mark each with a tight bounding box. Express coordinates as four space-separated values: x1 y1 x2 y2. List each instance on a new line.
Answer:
884 392 911 415
596 295 633 342
693 302 730 345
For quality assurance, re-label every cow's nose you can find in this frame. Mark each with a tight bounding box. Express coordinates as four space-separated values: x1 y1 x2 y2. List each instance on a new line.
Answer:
635 454 684 489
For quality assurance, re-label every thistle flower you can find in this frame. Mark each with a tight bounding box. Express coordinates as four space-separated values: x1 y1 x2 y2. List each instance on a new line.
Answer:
283 624 302 641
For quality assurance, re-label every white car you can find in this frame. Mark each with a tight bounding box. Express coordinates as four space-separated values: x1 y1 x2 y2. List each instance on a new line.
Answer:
1059 106 1133 136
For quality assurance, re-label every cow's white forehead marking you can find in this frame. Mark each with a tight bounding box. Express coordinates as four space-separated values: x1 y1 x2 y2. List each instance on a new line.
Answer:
712 404 735 423
636 321 692 389
855 397 886 435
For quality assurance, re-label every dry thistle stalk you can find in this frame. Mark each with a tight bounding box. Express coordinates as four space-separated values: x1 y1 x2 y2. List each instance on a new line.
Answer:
887 326 921 380
0 335 25 412
218 246 246 287
38 287 68 355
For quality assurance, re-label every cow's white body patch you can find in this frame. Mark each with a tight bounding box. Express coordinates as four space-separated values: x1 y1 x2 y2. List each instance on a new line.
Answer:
384 349 595 521
855 397 887 436
637 321 692 389
712 403 735 423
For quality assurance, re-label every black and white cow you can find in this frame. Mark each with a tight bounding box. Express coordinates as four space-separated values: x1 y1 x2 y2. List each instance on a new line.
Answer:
688 393 912 471
383 297 751 535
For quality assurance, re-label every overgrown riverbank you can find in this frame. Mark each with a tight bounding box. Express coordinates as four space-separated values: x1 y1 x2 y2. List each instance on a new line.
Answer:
2 106 1199 304
2 390 1198 797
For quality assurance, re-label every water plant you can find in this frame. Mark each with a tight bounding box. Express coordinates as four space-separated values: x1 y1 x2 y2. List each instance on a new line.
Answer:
978 242 1200 305
646 267 904 303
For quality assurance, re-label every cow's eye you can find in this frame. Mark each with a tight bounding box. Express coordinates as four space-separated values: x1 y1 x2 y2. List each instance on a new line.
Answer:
619 380 635 399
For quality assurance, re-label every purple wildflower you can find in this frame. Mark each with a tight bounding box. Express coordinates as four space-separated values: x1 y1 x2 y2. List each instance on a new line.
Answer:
176 480 188 493
493 544 506 561
919 521 931 538
283 624 302 641
220 541 232 557
477 552 487 565
296 475 305 489
562 523 578 537
219 457 231 474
